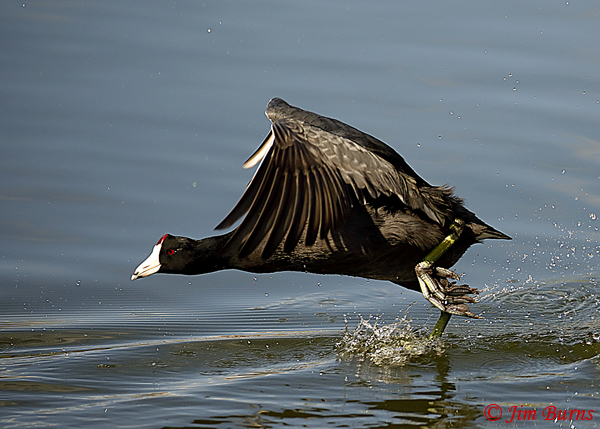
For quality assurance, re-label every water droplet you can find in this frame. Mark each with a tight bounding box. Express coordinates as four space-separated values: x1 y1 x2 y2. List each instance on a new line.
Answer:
207 28 211 33
416 143 421 147
590 213 597 221
264 292 268 297
438 136 442 140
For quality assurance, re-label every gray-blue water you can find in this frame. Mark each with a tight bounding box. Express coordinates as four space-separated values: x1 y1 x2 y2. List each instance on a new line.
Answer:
1 1 599 427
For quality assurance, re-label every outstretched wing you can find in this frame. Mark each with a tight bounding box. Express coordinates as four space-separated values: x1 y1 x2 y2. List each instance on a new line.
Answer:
215 100 452 259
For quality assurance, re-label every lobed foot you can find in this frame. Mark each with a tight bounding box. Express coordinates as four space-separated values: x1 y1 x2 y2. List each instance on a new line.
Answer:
415 261 481 318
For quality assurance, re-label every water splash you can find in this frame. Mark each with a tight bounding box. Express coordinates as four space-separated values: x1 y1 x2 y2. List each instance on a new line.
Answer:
336 311 445 366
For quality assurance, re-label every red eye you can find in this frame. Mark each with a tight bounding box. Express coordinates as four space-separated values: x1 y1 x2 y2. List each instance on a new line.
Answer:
167 249 175 256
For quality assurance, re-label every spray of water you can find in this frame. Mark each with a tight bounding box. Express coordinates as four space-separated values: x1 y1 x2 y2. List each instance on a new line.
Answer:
336 307 446 366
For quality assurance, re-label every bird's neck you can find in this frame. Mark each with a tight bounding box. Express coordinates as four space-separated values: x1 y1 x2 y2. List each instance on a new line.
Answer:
185 232 234 275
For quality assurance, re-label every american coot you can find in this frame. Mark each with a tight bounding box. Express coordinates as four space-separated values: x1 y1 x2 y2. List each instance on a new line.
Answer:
132 98 510 324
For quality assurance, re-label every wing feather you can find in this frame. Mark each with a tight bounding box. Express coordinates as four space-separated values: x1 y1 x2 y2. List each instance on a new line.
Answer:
237 166 280 258
262 160 296 258
216 99 454 258
284 169 308 253
305 169 321 247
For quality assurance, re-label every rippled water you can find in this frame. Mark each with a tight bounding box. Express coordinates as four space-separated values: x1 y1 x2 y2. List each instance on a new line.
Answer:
3 276 599 427
2 1 599 428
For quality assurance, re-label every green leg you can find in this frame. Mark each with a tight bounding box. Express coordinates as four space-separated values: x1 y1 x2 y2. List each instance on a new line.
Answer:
422 219 464 266
429 311 452 340
417 219 464 340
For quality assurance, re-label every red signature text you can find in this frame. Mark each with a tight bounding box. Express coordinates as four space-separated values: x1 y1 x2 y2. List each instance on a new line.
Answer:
484 404 594 423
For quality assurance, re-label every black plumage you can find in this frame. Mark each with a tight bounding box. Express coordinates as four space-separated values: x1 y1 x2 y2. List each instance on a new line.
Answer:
132 98 510 318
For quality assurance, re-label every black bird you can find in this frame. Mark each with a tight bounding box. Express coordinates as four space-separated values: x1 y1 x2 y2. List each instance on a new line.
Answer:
132 98 510 319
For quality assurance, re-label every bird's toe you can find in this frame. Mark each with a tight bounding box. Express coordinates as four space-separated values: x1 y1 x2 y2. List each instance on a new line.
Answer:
415 262 481 318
